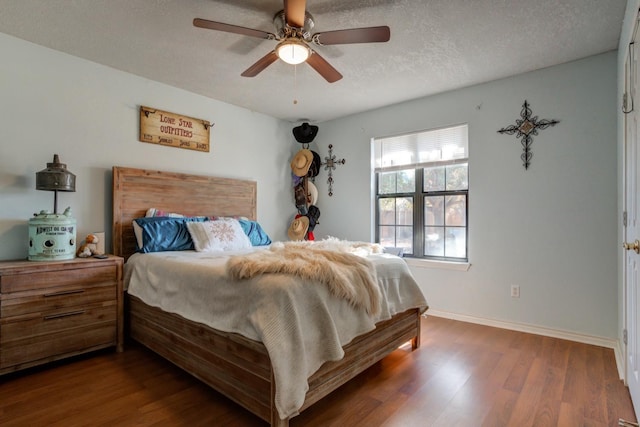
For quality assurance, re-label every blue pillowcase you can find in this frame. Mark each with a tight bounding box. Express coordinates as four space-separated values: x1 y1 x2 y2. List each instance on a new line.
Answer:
134 216 208 253
239 219 271 246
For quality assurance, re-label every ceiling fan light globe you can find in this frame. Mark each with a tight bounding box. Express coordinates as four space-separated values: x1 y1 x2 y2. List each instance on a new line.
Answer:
276 40 310 65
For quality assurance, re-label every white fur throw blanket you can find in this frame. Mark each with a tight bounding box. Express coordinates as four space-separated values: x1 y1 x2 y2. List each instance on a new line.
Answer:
226 239 384 315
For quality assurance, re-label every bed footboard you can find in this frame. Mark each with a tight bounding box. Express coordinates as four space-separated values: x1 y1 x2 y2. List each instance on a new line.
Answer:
128 295 421 426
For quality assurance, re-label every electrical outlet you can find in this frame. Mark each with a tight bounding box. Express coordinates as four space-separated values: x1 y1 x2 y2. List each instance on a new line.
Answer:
511 285 520 298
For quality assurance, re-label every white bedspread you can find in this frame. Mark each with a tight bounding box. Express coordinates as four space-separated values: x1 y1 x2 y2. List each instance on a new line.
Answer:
125 247 428 420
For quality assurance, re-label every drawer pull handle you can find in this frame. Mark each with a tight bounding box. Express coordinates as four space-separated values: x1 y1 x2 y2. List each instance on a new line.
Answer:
44 289 85 298
44 310 85 320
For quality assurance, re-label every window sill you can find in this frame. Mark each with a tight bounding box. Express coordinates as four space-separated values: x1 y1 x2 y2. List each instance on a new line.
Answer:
403 257 471 271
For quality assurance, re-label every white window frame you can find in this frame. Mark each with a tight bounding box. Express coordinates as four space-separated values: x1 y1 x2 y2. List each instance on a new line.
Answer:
372 124 469 262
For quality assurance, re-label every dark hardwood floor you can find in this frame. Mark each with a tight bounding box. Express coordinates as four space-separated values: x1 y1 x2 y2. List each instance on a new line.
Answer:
0 316 637 426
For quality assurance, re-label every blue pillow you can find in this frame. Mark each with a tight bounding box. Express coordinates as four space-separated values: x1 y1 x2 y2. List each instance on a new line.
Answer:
133 216 208 253
238 219 271 246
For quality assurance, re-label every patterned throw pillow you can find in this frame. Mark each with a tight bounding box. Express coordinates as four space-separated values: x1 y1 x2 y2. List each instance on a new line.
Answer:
186 219 252 252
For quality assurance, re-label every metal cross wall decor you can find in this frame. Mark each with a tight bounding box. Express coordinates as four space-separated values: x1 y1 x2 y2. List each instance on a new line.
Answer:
497 100 559 169
321 144 345 196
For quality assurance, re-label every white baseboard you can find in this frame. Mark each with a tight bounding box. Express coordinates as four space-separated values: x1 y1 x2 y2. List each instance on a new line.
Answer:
426 309 625 379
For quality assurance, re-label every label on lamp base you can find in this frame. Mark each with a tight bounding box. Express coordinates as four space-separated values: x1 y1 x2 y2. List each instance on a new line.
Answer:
28 208 76 261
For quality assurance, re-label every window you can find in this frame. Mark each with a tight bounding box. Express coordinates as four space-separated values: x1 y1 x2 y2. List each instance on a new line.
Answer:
374 124 469 261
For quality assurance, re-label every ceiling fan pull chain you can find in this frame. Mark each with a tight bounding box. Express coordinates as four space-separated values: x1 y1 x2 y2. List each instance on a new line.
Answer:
293 64 298 105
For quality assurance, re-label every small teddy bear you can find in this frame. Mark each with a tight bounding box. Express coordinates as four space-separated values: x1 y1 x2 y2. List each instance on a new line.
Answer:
77 233 103 258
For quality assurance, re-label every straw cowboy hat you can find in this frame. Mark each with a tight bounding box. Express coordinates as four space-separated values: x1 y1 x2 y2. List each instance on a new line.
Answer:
292 122 319 144
288 215 309 241
291 149 314 177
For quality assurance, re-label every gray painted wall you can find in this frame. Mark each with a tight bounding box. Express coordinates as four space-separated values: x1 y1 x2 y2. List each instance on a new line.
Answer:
313 52 618 339
0 30 619 341
0 33 295 261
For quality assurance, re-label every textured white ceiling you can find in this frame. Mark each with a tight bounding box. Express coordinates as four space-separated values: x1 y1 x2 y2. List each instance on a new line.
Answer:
0 0 627 123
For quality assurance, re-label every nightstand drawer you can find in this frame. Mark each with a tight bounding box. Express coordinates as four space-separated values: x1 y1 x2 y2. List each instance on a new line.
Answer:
1 320 117 369
1 284 116 318
1 300 116 347
0 301 117 349
0 265 116 293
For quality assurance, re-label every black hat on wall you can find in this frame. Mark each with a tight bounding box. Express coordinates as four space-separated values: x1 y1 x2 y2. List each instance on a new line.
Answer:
293 122 319 144
307 205 321 232
307 151 321 178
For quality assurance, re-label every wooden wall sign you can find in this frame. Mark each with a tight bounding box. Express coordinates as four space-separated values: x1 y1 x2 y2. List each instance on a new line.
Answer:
139 106 211 152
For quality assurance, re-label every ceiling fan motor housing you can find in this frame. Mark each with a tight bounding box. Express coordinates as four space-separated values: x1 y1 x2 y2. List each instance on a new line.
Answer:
273 10 314 40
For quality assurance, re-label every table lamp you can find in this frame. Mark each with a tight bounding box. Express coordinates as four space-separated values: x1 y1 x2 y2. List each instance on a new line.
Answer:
29 154 77 261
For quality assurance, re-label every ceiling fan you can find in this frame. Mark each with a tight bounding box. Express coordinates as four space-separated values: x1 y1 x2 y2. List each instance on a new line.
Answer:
193 0 390 83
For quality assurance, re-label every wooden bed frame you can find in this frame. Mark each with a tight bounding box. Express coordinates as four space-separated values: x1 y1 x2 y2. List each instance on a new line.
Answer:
112 166 421 426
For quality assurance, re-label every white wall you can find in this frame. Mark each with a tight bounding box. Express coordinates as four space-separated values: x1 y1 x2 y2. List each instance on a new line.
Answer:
314 52 618 340
0 33 294 260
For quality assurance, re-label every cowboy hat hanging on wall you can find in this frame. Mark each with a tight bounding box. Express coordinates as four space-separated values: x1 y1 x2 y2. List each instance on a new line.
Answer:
287 206 321 241
290 148 314 177
292 122 319 144
288 215 310 241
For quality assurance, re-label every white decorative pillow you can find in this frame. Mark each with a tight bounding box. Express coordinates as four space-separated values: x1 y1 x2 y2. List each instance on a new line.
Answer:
186 219 252 252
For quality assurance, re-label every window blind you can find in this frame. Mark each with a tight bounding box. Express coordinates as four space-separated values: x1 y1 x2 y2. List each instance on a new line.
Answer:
374 124 468 172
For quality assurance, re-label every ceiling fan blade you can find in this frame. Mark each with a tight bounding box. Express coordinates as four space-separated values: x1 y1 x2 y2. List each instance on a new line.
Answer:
241 51 279 77
193 18 275 40
306 50 342 83
314 26 390 45
284 0 306 28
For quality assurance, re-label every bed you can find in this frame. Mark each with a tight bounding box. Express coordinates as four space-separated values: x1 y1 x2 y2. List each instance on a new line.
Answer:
112 166 427 427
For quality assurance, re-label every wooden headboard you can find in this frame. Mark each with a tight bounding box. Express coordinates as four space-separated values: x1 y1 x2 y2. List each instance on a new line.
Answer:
112 166 257 261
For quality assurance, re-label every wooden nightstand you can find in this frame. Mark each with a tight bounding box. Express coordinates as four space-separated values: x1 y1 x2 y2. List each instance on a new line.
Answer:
0 255 123 375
